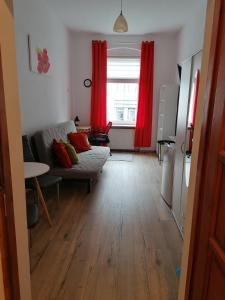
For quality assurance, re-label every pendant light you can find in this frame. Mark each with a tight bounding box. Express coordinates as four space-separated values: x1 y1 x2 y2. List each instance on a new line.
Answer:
113 0 128 33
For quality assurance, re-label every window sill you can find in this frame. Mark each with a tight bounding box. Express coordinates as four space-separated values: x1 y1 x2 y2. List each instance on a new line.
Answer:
112 125 136 129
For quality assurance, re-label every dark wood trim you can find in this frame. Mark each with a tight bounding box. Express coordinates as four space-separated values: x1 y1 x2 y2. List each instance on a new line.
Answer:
209 238 225 273
218 150 225 163
184 1 224 298
0 47 20 299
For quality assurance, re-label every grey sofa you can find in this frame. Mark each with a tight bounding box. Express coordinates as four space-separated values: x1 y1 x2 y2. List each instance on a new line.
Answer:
33 121 110 192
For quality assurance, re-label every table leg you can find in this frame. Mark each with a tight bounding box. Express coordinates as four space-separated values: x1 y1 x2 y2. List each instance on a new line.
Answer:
159 144 162 163
56 182 60 209
33 177 53 227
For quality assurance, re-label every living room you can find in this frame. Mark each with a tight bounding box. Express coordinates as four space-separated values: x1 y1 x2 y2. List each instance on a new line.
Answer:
2 0 224 299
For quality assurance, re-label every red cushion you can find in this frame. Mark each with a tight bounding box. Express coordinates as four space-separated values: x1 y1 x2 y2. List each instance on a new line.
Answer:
68 132 91 153
52 140 72 168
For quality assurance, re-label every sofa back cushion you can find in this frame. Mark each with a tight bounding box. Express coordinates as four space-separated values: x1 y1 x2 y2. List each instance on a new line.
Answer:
62 142 79 164
68 132 91 153
52 140 72 168
22 135 35 162
33 120 76 166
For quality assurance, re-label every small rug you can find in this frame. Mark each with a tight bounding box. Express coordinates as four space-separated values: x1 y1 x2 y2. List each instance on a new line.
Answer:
107 153 133 162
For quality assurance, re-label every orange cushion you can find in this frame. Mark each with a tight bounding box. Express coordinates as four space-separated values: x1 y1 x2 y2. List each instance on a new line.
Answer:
52 139 72 168
68 132 91 153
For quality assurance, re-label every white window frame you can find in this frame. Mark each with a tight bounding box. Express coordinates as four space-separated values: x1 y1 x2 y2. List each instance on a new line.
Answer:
107 57 140 127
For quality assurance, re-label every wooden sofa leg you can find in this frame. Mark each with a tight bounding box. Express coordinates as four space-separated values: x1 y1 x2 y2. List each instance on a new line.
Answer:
87 179 93 193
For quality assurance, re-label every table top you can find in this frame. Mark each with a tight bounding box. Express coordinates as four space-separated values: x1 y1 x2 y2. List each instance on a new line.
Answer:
24 162 50 179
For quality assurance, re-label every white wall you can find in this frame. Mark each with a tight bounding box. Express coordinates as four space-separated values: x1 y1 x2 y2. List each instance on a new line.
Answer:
177 2 207 63
14 0 71 134
70 31 179 150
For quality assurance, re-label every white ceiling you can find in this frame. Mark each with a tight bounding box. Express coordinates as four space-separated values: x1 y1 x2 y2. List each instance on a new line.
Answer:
46 0 206 35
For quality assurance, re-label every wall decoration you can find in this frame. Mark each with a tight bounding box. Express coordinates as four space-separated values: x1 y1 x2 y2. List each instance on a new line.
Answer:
83 79 92 88
28 35 52 76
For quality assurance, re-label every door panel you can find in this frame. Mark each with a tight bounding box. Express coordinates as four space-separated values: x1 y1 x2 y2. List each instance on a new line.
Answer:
214 161 225 248
188 1 225 298
207 257 225 299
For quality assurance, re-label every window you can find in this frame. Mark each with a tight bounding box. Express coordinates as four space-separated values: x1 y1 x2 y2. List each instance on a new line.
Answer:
107 57 140 126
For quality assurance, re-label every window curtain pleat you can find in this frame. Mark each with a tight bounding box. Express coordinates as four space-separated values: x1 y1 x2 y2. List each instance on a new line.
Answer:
189 70 200 152
91 40 107 131
134 41 154 148
192 70 200 126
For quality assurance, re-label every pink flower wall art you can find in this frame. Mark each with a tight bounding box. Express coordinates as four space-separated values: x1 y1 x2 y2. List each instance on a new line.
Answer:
28 35 52 76
37 48 51 74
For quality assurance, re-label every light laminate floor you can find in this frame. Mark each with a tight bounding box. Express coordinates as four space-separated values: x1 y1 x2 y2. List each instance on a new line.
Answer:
30 153 182 300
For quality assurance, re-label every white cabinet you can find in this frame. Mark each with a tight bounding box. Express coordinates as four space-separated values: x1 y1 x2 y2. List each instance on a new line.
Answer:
157 84 179 142
161 144 176 207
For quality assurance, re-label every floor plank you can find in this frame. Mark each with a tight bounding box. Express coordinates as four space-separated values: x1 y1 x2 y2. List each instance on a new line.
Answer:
30 153 182 300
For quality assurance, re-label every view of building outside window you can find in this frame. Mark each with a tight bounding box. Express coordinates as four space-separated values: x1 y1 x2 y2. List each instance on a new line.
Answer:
107 58 140 125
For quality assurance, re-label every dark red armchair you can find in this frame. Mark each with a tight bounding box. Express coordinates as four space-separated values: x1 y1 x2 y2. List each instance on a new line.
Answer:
89 122 112 147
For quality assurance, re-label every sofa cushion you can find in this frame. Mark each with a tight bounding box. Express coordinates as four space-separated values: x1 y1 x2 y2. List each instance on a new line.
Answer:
49 146 110 179
62 141 79 164
52 140 72 168
22 135 35 162
68 132 91 153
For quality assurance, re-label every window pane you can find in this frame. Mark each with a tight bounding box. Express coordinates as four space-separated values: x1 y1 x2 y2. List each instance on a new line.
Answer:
107 58 140 79
107 82 138 124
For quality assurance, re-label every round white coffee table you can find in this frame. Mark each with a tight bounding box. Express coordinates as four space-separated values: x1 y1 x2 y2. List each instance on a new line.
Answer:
24 162 53 226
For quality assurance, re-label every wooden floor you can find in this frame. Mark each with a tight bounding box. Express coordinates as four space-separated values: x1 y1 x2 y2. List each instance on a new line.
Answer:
30 153 182 300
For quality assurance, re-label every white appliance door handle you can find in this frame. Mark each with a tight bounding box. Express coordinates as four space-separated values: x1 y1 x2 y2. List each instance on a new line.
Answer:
181 142 185 154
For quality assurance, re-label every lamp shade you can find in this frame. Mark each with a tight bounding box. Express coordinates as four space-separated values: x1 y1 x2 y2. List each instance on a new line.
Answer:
113 12 128 33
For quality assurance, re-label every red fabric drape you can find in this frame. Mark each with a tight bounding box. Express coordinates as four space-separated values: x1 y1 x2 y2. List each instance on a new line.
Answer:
189 70 200 152
91 40 107 132
134 41 154 148
192 70 200 126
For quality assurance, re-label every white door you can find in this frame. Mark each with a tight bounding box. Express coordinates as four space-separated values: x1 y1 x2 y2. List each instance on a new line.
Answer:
172 58 192 233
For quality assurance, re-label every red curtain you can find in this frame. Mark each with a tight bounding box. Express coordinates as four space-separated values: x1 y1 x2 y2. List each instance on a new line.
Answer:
91 40 107 132
189 70 200 151
134 41 154 148
192 70 200 126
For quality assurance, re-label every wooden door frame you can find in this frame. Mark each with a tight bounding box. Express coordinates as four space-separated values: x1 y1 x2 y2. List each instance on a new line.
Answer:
183 0 223 298
0 42 21 300
4 0 13 15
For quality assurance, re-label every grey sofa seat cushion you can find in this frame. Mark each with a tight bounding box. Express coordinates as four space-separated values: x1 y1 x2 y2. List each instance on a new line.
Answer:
50 146 110 179
33 121 110 180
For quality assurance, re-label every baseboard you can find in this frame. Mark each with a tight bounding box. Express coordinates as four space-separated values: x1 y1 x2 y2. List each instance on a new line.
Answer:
111 149 138 153
110 149 157 154
171 210 184 239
